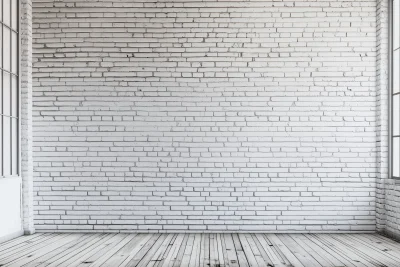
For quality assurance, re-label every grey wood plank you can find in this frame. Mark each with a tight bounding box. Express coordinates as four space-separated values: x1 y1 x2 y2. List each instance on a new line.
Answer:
331 234 398 267
289 234 335 267
145 234 175 267
128 234 163 267
117 234 154 267
265 234 305 267
302 234 354 267
136 234 169 267
188 234 201 267
0 234 58 260
209 234 219 267
45 234 109 267
86 234 135 267
172 234 189 267
216 233 226 267
314 234 371 267
223 234 240 267
180 234 195 267
359 234 400 255
252 234 283 267
159 234 183 267
244 234 267 267
231 234 249 267
64 234 118 267
155 234 177 267
346 234 400 264
0 234 68 265
238 234 258 267
278 234 323 267
0 233 46 252
4 234 80 267
99 233 141 267
73 234 124 267
19 233 91 267
202 234 210 267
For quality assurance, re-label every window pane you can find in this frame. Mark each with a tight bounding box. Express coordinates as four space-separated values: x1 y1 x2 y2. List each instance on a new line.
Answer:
11 75 17 117
11 32 17 74
11 118 17 175
394 138 400 177
395 50 400 94
11 0 17 30
3 0 10 26
0 74 2 113
3 26 11 72
3 117 11 176
0 117 2 176
0 27 2 68
394 95 400 136
3 71 11 116
395 0 400 49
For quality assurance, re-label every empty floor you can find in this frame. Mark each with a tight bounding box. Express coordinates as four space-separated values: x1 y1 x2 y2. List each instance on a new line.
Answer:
1 233 400 267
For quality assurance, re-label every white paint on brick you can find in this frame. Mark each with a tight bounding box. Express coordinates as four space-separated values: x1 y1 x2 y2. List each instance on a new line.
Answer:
32 0 378 232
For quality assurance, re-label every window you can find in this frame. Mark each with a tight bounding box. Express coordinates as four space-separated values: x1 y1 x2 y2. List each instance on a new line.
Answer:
0 0 19 177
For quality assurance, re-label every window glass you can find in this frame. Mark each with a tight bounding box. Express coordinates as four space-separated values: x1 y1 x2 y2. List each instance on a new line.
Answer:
11 119 17 175
394 96 400 136
1 1 19 177
394 138 400 177
3 0 10 26
394 50 399 94
2 117 11 176
395 0 400 49
3 26 10 72
11 75 17 116
3 71 10 116
11 0 17 30
12 32 17 74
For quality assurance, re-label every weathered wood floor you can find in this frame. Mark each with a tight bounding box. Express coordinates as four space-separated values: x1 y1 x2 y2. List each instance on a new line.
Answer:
0 233 400 267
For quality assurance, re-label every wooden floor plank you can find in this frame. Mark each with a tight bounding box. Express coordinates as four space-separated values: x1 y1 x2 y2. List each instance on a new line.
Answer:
99 233 140 267
1 233 400 267
216 233 226 267
231 234 249 267
0 234 69 265
265 234 306 267
314 234 372 267
209 234 218 267
0 234 59 260
223 233 240 267
160 234 183 267
331 234 399 267
19 233 90 267
172 234 189 267
73 234 124 267
87 234 135 267
303 234 356 267
290 234 336 267
188 234 201 267
145 234 174 267
128 234 163 267
238 234 259 267
5 234 80 267
0 233 47 253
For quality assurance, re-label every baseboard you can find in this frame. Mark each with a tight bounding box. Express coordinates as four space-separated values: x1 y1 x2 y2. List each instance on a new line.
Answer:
0 230 24 244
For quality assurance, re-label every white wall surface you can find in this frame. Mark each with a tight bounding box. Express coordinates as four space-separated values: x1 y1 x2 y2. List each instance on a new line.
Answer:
0 178 23 241
32 0 377 232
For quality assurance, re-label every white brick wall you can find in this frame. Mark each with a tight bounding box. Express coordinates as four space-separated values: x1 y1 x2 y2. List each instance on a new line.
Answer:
32 0 378 232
